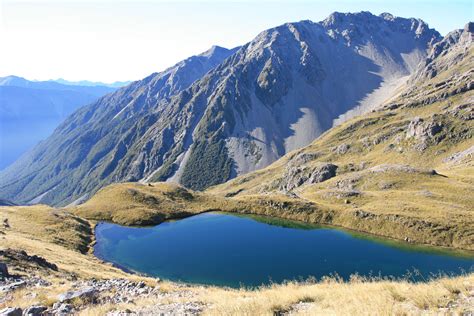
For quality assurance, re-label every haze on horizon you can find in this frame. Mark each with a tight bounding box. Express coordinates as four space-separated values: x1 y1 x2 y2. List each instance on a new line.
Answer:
0 0 471 83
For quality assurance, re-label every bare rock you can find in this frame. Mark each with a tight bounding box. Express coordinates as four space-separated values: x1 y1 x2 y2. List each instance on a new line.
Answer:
333 144 351 155
51 303 73 315
368 164 436 175
0 263 8 278
288 152 321 166
0 307 22 316
279 163 338 191
354 210 375 219
406 117 443 143
443 146 474 164
0 280 26 293
0 249 58 272
464 22 474 33
446 103 474 121
23 306 47 316
57 287 97 303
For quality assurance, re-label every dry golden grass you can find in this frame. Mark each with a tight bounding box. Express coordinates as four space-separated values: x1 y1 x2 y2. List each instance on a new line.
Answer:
198 274 474 315
72 274 474 316
0 205 91 252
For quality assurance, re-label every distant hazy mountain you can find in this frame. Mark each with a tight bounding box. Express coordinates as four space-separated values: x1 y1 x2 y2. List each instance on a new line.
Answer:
0 76 117 169
0 12 441 206
52 78 131 88
0 76 115 96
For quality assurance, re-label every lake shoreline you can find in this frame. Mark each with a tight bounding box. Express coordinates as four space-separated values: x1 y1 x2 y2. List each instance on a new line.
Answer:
73 182 474 252
92 212 474 288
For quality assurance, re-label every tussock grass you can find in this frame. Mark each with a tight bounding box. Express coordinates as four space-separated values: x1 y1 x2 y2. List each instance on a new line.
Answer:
198 274 474 315
0 205 91 253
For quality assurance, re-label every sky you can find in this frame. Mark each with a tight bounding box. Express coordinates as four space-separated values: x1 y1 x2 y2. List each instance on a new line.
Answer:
0 0 472 83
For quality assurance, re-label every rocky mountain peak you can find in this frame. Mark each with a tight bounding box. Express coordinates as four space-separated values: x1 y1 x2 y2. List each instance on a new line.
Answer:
320 11 440 48
200 45 236 58
464 22 474 33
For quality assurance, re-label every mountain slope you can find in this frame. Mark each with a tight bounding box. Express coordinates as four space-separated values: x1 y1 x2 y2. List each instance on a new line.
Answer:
177 12 440 190
76 23 473 250
207 22 473 248
0 46 238 205
0 77 116 169
0 12 440 206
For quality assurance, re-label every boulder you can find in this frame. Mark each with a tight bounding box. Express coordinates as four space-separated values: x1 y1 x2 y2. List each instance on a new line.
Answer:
51 303 73 315
406 117 444 151
333 144 350 155
406 117 443 139
23 306 47 316
57 287 97 303
279 163 338 191
0 280 26 293
0 307 22 316
0 263 8 278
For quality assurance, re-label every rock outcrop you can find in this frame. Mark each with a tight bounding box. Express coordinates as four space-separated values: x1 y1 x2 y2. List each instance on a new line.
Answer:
0 263 8 278
279 162 338 192
0 307 22 316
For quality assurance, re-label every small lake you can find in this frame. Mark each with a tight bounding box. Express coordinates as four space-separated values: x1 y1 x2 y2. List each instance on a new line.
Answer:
94 212 474 287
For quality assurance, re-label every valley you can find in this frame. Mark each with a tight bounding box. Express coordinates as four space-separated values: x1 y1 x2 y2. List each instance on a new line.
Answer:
0 10 473 316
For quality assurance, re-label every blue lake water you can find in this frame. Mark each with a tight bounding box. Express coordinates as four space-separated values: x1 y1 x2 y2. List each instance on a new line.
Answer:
94 212 474 287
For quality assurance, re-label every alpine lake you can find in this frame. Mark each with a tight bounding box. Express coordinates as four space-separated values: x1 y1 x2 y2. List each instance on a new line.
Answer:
94 212 474 288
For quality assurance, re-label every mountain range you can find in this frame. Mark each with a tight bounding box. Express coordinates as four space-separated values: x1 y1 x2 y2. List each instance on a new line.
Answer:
51 78 131 88
0 12 453 206
0 76 117 170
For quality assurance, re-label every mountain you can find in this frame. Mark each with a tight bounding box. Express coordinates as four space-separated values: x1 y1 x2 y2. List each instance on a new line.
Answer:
51 78 131 88
0 77 116 169
0 76 115 96
206 22 473 248
0 12 441 206
0 45 239 205
78 22 474 250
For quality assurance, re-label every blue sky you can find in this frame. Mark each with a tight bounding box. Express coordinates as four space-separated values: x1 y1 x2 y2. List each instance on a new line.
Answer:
1 0 472 83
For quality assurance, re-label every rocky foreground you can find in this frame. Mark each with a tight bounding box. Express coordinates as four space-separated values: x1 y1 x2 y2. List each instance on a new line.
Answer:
2 271 474 315
1 274 204 315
